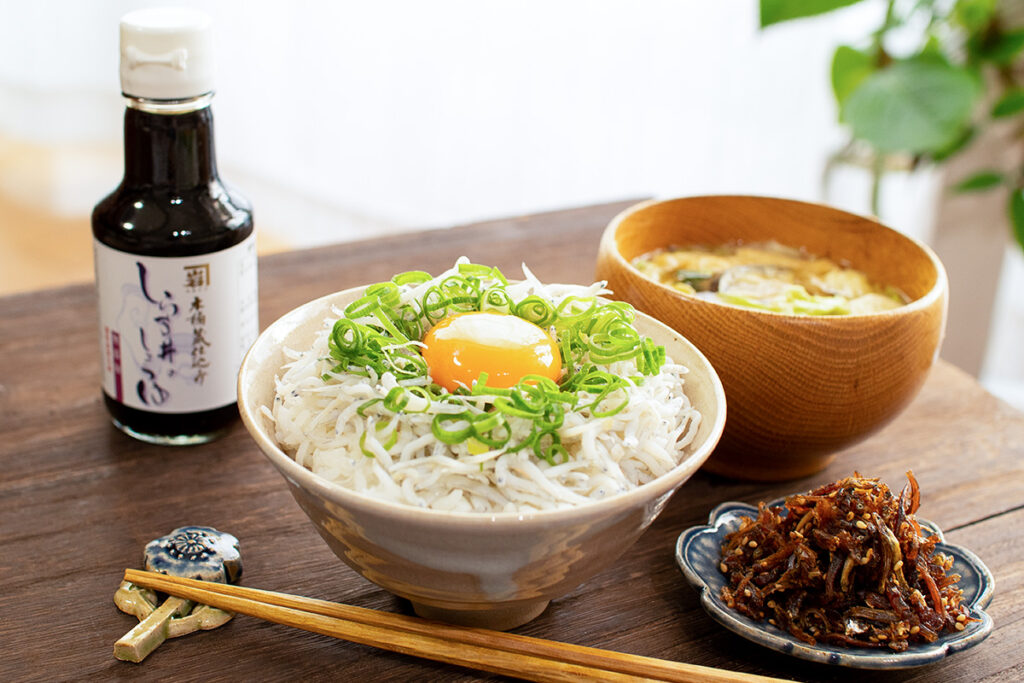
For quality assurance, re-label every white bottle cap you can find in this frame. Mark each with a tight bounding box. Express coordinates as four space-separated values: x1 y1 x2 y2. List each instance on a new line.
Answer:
119 7 215 100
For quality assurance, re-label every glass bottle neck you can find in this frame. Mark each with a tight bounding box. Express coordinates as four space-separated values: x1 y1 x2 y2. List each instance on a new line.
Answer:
122 96 219 190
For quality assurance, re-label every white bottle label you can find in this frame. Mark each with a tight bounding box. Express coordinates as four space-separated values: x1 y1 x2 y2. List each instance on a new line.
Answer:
94 235 259 413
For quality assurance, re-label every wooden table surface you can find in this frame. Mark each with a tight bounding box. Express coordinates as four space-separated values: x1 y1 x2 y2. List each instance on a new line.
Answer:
1 200 1022 682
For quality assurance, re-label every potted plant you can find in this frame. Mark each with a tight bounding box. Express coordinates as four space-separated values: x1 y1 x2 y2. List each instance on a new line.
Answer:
762 0 1024 251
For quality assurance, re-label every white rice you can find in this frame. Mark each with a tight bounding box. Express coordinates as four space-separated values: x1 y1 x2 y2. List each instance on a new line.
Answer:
269 260 702 513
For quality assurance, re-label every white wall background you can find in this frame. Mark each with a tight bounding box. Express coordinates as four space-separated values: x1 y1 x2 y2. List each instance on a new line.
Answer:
1 0 1021 406
1 0 889 235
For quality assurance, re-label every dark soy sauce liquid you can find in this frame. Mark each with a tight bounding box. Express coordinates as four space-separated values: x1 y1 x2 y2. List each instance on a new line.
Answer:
93 103 252 444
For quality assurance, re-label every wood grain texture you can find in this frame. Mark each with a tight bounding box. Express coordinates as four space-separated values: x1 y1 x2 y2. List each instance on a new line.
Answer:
596 196 948 480
123 569 787 683
1 199 1022 682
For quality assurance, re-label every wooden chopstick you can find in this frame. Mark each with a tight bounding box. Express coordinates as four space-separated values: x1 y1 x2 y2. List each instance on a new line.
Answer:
124 569 784 683
123 569 784 682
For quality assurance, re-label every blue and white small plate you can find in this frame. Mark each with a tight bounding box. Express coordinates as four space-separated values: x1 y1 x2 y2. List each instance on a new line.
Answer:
675 500 994 669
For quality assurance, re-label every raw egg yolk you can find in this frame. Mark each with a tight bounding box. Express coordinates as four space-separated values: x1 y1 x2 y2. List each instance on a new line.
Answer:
421 312 562 392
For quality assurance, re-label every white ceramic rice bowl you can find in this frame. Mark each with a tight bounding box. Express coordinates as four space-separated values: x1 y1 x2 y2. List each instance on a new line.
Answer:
238 286 726 630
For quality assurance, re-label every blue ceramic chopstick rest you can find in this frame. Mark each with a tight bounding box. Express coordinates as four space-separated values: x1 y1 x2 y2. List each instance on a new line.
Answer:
144 525 242 583
114 526 242 663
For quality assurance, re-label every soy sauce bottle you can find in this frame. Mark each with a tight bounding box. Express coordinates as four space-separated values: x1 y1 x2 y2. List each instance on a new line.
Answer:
93 8 258 445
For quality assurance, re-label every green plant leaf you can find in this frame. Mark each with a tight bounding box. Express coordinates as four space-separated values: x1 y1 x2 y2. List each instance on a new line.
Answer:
971 28 1024 65
992 88 1024 118
760 0 864 27
1009 188 1024 251
954 170 1005 192
919 33 944 59
832 45 875 107
841 59 981 155
954 0 998 34
931 126 976 162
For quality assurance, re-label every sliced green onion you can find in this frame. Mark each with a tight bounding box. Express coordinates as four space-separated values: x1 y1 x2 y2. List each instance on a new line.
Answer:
357 398 382 417
383 386 410 412
358 431 375 458
431 412 474 444
319 261 668 465
588 389 630 418
392 270 432 285
358 422 397 457
458 262 508 285
492 396 541 419
372 308 410 344
471 412 511 448
554 296 599 327
532 430 562 465
513 295 556 327
330 319 363 354
479 286 513 313
546 443 570 465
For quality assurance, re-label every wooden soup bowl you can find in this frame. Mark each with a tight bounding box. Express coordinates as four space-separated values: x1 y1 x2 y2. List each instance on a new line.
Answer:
595 196 948 481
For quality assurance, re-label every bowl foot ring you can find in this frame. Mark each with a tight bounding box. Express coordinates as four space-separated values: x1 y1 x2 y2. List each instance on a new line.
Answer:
410 599 550 631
